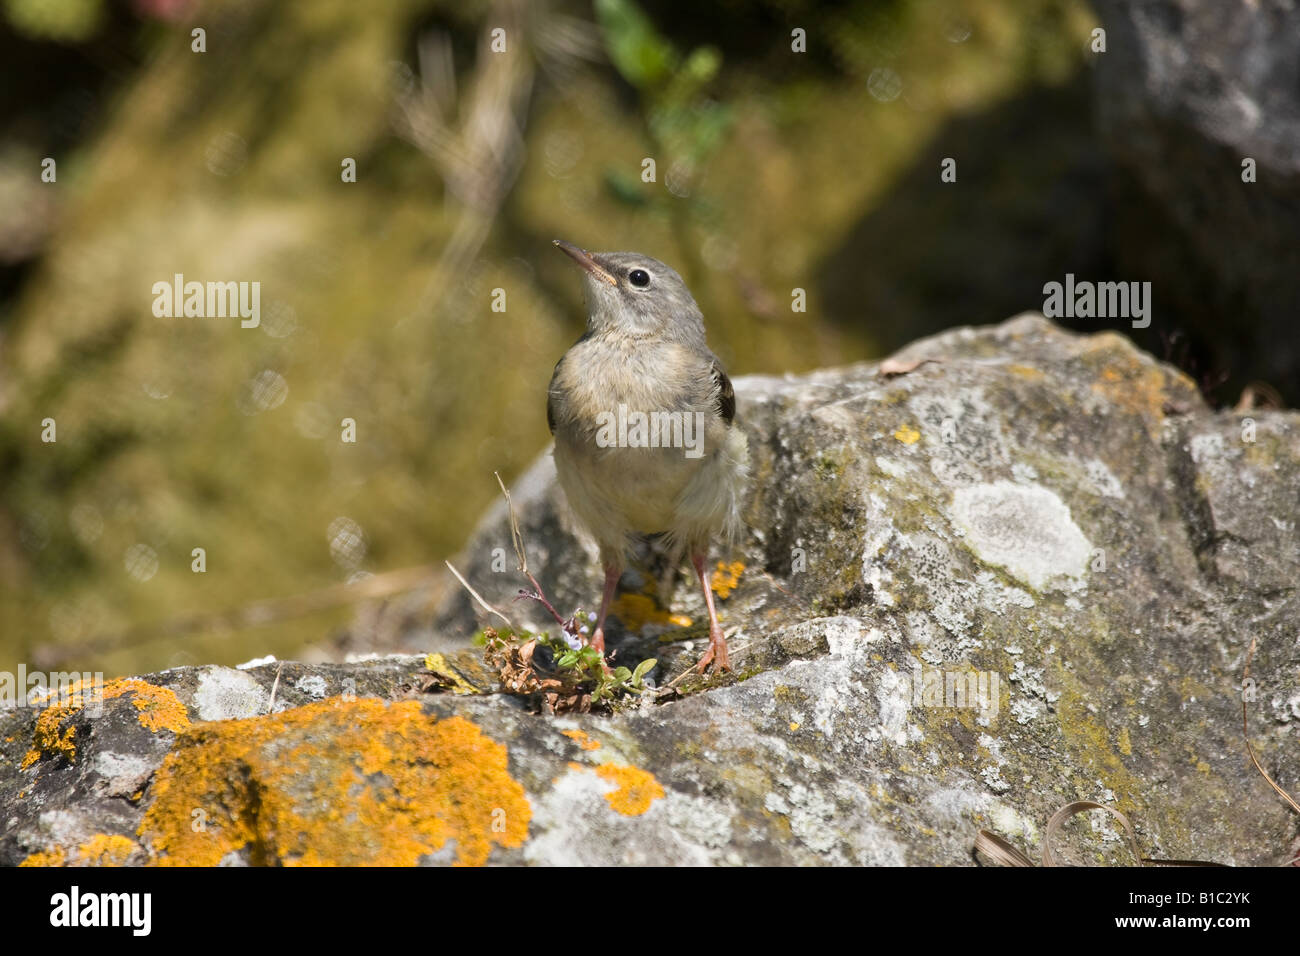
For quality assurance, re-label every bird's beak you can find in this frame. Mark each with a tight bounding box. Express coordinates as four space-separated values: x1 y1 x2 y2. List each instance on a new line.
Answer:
553 239 618 286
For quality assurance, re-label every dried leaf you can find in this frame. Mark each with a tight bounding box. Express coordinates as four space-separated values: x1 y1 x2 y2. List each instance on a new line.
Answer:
879 357 940 377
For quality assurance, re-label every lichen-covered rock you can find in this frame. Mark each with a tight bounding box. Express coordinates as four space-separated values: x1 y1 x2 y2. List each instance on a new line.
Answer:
3 316 1297 865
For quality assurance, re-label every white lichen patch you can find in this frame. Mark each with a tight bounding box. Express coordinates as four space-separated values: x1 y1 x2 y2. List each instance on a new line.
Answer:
874 665 916 746
524 766 713 866
292 674 328 699
765 779 847 856
980 765 1011 793
923 785 990 821
874 456 910 479
949 481 1092 590
861 492 899 606
192 667 268 721
1085 458 1126 499
92 751 154 797
1010 695 1043 725
988 801 1040 846
664 794 733 848
1189 432 1230 466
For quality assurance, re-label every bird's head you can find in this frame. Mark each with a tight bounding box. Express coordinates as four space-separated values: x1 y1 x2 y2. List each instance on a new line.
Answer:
553 239 705 343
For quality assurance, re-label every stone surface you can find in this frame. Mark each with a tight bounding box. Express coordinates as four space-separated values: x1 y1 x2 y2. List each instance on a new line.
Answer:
3 316 1298 866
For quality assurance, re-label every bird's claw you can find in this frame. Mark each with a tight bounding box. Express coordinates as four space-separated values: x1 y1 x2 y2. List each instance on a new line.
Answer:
695 628 732 674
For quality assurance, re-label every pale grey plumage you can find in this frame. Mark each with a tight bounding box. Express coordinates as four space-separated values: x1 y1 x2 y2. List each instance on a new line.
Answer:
547 241 748 672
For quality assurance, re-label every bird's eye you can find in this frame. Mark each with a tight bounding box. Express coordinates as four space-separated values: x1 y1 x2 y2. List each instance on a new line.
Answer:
628 269 650 288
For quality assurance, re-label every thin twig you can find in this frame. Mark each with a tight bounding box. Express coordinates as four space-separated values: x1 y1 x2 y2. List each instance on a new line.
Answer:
1241 635 1300 814
445 560 514 629
495 470 529 575
267 662 284 714
494 470 567 628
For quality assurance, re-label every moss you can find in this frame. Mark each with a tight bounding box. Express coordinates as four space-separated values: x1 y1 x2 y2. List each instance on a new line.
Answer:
22 678 190 769
813 454 844 480
1117 726 1132 756
1052 667 1144 815
137 697 530 866
732 665 765 683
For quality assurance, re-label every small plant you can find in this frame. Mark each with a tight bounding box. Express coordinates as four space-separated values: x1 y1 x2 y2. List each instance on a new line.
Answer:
483 626 657 714
459 474 657 714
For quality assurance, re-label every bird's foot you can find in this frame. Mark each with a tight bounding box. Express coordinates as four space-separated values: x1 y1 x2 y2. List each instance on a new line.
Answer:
695 625 732 674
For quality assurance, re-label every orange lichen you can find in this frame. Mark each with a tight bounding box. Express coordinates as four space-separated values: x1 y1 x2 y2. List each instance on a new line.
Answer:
21 678 190 769
1083 339 1195 436
710 561 745 599
1090 363 1172 428
137 697 530 867
562 729 601 751
893 424 921 445
22 707 76 768
610 592 674 631
19 833 138 867
594 764 665 816
18 849 66 867
76 834 137 865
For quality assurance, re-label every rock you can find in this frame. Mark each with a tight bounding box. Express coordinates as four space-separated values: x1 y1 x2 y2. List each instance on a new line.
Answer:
3 316 1297 866
1091 0 1300 403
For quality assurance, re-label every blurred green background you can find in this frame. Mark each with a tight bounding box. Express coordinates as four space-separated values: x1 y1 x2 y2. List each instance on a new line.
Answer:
0 0 1138 677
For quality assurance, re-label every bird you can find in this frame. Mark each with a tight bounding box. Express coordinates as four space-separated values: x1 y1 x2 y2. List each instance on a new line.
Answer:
547 240 749 673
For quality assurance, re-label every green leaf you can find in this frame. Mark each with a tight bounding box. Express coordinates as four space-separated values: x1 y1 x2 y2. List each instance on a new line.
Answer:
683 46 721 84
557 652 578 668
631 658 658 685
595 0 677 89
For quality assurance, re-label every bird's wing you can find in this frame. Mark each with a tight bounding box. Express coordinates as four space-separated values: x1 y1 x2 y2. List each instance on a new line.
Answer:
711 358 736 424
546 354 565 435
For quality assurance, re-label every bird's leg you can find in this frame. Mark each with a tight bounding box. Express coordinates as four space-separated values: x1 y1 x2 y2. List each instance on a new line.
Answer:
692 552 731 673
588 563 620 656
